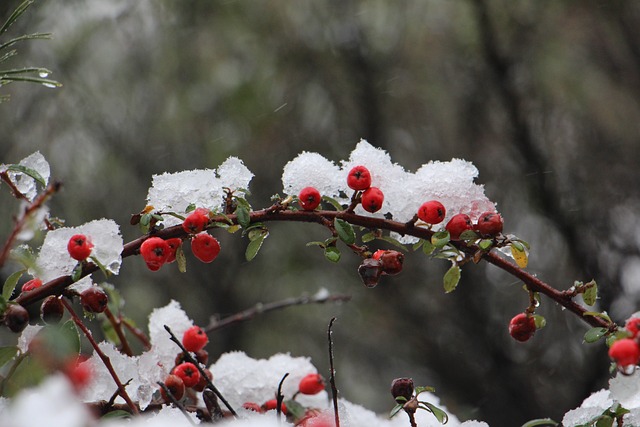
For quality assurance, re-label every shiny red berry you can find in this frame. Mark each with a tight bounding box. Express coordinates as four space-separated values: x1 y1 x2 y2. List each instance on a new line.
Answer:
161 374 185 402
172 362 201 388
347 165 372 191
299 373 325 395
80 287 108 313
299 187 321 211
182 208 210 234
509 313 536 342
22 278 42 293
390 377 414 402
165 238 182 264
445 213 473 240
417 201 446 225
475 211 504 236
609 338 640 368
262 399 287 414
140 237 170 271
67 234 94 261
3 304 29 333
626 317 640 338
361 187 384 213
182 325 209 352
243 402 263 412
191 233 221 263
379 250 404 275
41 295 64 324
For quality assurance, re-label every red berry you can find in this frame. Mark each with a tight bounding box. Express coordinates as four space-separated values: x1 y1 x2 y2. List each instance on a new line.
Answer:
182 325 209 352
379 250 404 275
161 374 185 402
445 213 473 240
361 187 384 213
509 313 536 342
63 357 92 392
165 238 182 264
172 362 201 388
242 402 263 413
298 373 325 395
80 287 108 313
182 208 210 234
41 295 64 324
475 211 504 236
390 377 414 402
299 413 335 427
140 237 171 271
191 233 221 263
67 234 94 261
3 304 29 333
347 165 372 191
609 338 640 368
626 317 640 338
417 201 446 225
262 399 287 414
22 278 42 293
299 187 321 211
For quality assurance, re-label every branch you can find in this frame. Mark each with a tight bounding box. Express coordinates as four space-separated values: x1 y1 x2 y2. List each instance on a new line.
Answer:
327 317 340 427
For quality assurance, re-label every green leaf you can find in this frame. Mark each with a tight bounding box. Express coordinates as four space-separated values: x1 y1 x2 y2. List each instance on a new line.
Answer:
61 319 81 355
459 230 479 242
422 239 435 255
431 231 450 248
361 231 376 243
520 418 559 427
334 218 356 245
246 233 268 261
583 311 612 322
324 246 341 263
421 401 449 424
71 263 83 282
414 385 436 394
6 164 46 187
533 315 546 330
101 410 132 420
321 195 344 211
3 269 25 300
235 205 251 229
412 240 424 251
283 400 306 420
595 415 614 427
584 327 608 344
389 403 404 419
140 213 151 227
479 239 493 251
443 264 461 293
582 280 598 306
0 346 18 368
185 203 196 213
176 246 187 273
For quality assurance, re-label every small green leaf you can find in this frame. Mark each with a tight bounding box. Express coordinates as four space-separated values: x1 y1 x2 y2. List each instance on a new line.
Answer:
443 263 461 293
422 240 435 255
582 280 598 306
283 400 306 420
321 195 344 211
246 233 268 261
583 311 612 322
584 327 608 344
459 229 479 242
334 218 356 245
140 213 151 227
185 203 196 213
421 401 449 424
389 403 404 419
324 246 341 263
176 246 187 273
101 410 132 419
412 240 424 251
0 346 18 368
533 315 546 330
3 269 25 300
595 415 614 427
520 418 559 427
431 231 450 248
479 239 493 251
235 205 251 229
414 385 436 394
61 319 81 355
71 263 83 282
6 164 46 187
361 232 376 243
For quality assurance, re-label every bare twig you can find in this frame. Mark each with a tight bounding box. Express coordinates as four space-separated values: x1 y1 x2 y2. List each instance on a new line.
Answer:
157 381 195 426
327 317 340 427
276 372 289 423
60 298 139 414
163 324 237 417
103 307 133 356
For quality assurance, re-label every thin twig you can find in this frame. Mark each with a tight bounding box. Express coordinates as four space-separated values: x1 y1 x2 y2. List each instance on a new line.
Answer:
103 307 133 356
327 317 340 427
276 372 289 423
163 324 237 417
205 292 351 333
121 318 152 350
60 298 139 414
157 381 195 426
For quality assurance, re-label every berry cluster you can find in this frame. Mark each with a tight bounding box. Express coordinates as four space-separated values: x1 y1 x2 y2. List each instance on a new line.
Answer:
608 317 640 373
444 211 504 241
160 325 212 403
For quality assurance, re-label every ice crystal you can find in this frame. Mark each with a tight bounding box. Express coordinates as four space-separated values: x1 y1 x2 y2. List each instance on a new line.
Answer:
0 151 50 202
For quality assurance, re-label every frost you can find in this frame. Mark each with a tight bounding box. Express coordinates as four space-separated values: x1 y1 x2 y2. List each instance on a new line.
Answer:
610 371 640 408
32 219 123 282
282 151 343 199
17 324 43 354
148 300 194 370
0 151 50 202
0 374 91 427
209 351 328 411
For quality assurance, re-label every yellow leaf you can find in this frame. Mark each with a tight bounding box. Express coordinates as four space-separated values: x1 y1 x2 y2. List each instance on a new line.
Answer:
511 244 528 268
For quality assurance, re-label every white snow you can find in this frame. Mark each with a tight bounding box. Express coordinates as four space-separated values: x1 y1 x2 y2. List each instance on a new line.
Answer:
0 151 51 202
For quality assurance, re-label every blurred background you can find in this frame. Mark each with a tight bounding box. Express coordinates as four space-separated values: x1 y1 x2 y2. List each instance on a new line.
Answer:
1 1 640 425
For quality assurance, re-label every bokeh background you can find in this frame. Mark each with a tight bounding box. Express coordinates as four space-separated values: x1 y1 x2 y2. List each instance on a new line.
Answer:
1 1 640 426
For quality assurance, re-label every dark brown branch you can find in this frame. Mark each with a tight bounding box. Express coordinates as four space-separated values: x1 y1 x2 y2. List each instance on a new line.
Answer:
103 307 133 356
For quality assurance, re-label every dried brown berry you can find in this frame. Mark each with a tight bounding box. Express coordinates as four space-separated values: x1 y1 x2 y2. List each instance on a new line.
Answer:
4 304 29 333
80 287 108 313
358 258 383 288
41 295 64 324
391 377 414 402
